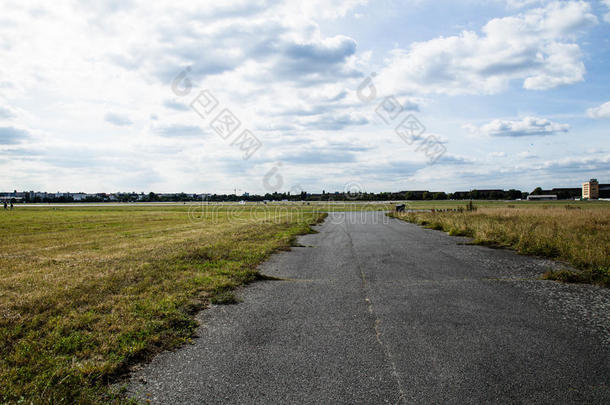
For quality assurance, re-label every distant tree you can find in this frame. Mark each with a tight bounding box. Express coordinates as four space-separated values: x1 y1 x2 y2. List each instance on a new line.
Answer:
117 194 132 202
507 189 522 200
490 191 503 200
531 187 543 195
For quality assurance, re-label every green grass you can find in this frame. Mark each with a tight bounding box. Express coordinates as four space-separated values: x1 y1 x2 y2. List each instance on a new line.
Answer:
0 205 327 403
389 201 610 287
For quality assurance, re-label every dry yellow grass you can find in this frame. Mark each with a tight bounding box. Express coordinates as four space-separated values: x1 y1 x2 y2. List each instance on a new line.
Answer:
0 205 325 403
390 204 610 285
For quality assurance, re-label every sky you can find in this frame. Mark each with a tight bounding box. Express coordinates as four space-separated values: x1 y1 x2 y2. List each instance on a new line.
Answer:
0 0 609 194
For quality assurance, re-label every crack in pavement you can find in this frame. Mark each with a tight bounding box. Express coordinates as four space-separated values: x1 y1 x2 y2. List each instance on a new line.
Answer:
341 221 407 404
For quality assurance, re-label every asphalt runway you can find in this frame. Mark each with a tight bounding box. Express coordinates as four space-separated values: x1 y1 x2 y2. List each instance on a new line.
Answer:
129 211 609 404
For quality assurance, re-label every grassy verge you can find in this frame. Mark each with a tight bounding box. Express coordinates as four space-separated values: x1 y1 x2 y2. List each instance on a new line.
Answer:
0 206 326 403
541 267 609 286
389 204 609 287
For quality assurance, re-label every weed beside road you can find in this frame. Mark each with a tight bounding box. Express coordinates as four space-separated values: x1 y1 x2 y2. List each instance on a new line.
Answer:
389 203 610 287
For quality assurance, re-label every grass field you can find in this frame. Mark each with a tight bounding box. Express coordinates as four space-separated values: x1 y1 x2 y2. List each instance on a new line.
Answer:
0 204 328 403
389 200 610 286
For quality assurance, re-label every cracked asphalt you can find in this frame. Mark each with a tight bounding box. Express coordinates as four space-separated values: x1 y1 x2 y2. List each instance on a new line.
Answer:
128 211 609 404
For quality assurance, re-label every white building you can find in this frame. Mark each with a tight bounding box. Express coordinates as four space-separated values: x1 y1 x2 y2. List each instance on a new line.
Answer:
527 195 557 201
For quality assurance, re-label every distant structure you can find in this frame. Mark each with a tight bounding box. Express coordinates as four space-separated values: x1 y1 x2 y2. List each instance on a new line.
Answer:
581 179 610 199
530 187 579 199
601 184 610 199
582 179 599 199
527 195 557 201
0 189 23 203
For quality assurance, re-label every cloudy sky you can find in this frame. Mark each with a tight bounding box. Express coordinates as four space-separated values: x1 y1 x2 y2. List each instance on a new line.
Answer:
0 0 609 194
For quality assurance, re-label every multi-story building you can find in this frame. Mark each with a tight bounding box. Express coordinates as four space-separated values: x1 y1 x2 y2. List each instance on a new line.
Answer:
582 179 599 199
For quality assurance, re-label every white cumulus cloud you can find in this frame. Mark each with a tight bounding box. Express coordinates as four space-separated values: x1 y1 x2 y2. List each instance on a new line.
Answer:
377 1 598 95
587 101 610 118
469 116 570 137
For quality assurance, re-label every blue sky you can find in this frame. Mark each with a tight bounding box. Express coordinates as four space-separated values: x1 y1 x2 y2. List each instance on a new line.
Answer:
0 0 609 194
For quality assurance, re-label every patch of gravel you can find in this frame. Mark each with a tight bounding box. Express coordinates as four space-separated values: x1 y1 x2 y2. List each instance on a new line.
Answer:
415 225 568 280
414 225 610 345
512 279 610 346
